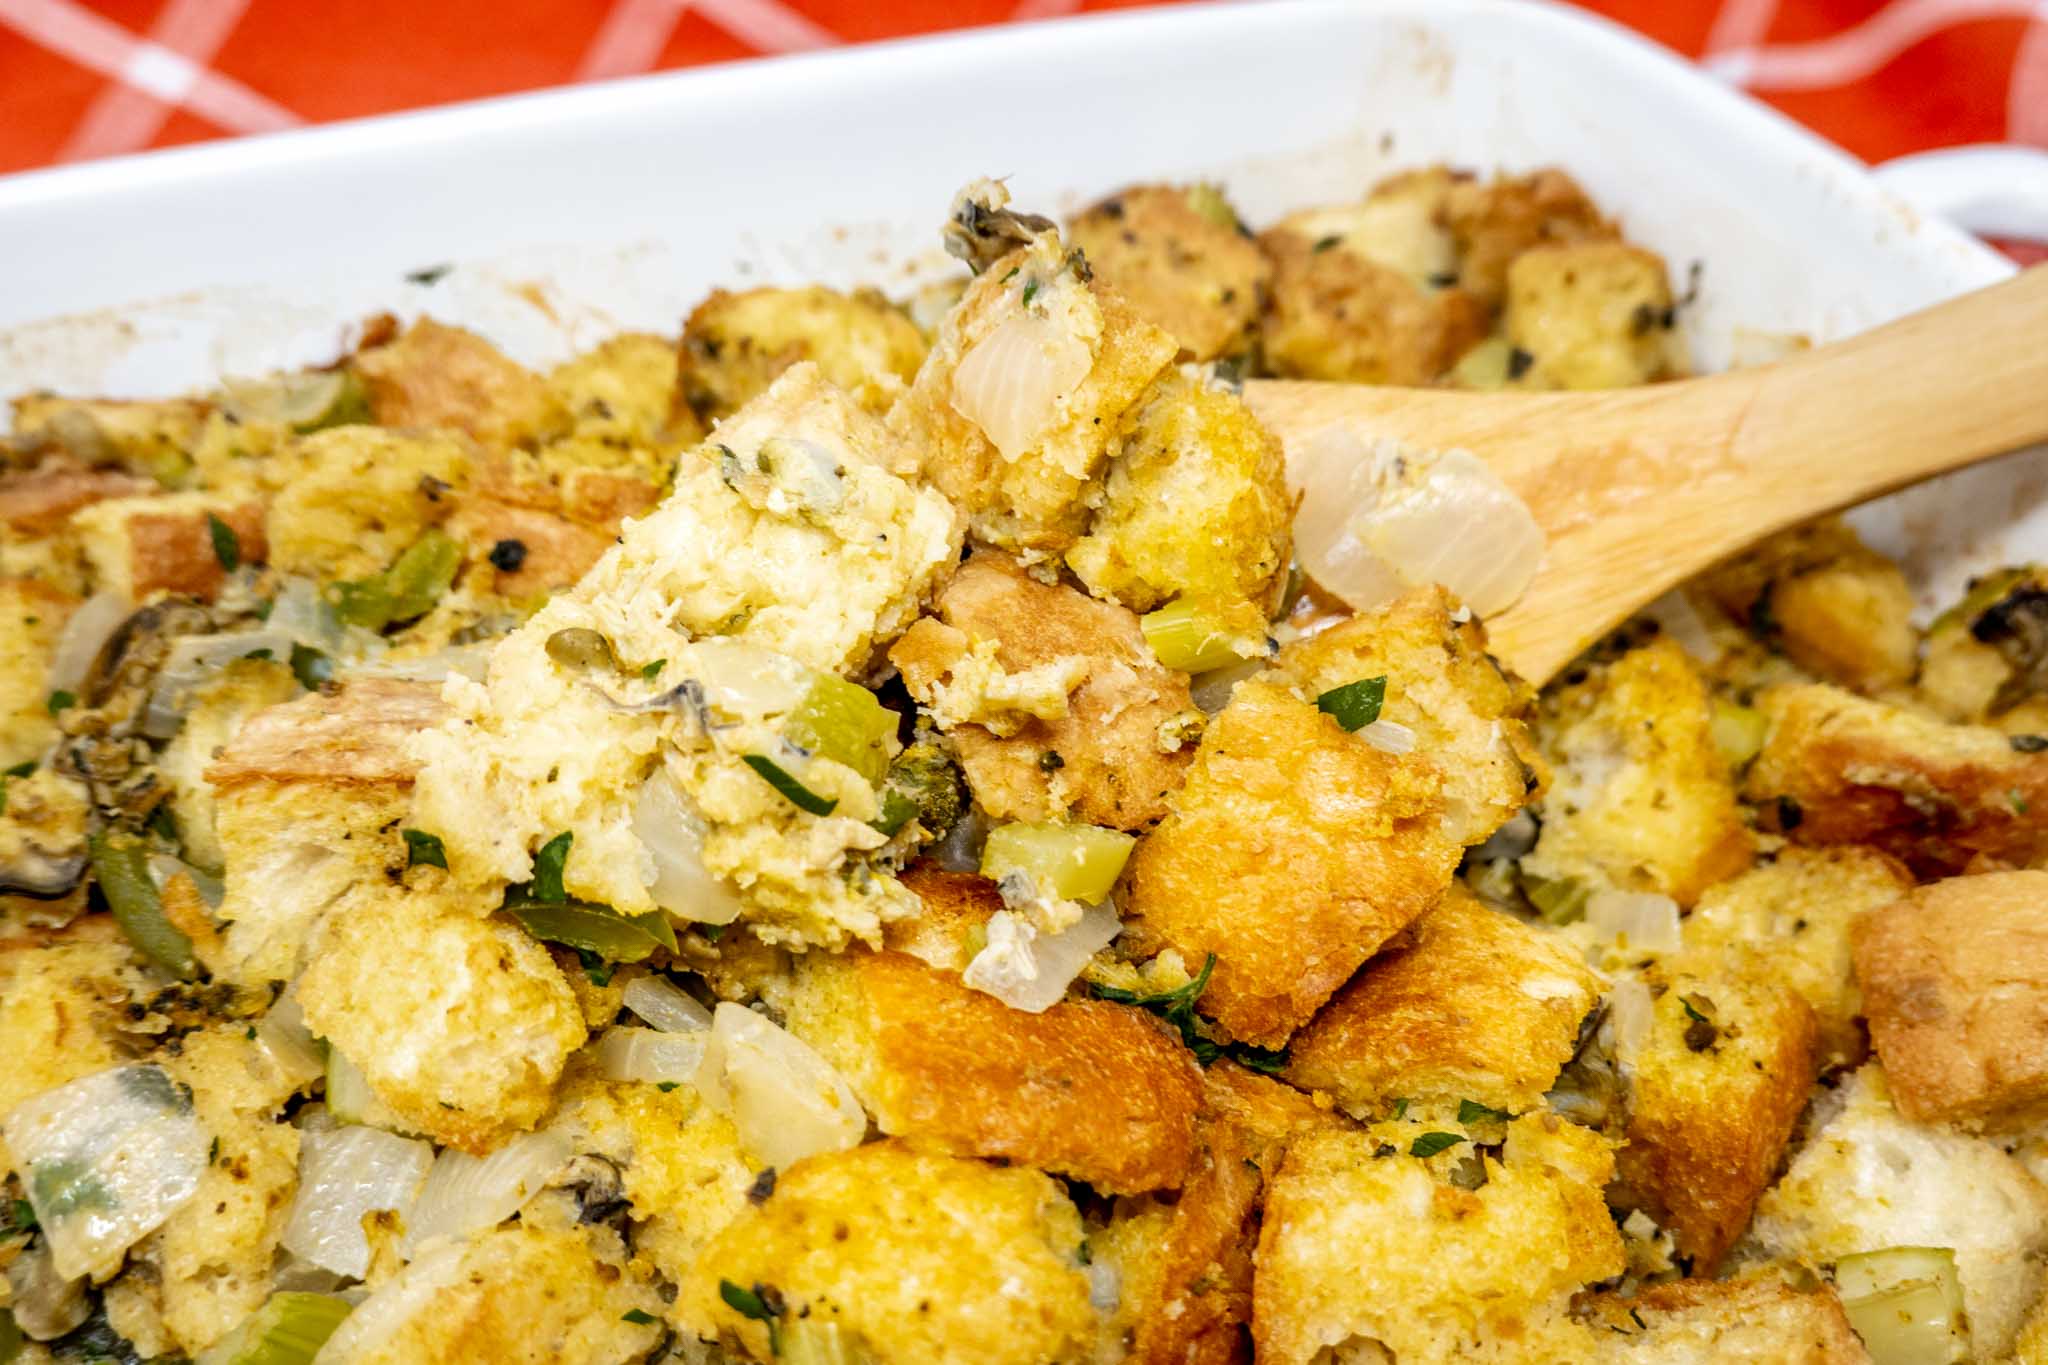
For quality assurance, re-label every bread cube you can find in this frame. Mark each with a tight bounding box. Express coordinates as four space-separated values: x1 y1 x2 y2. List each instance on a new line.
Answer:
0 577 77 769
1258 221 1487 385
1067 184 1270 362
1504 242 1684 390
264 426 471 582
677 285 927 424
71 491 266 602
1441 167 1618 309
352 317 566 449
1700 518 1918 693
1580 1276 1870 1364
546 330 684 446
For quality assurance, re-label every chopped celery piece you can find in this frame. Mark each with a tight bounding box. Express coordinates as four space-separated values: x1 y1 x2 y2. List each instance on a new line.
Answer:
1835 1247 1967 1365
90 831 198 978
1523 874 1589 926
1451 335 1514 391
1709 698 1768 769
196 1291 352 1365
1183 184 1239 231
329 530 461 631
1141 597 1249 674
982 822 1136 905
324 1051 406 1131
506 897 678 961
780 1320 877 1365
783 675 895 786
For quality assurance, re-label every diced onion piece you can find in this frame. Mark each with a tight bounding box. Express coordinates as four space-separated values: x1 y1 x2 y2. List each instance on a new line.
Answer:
400 1130 573 1259
782 675 896 786
949 312 1093 461
6 1241 89 1340
1190 656 1266 716
1086 1259 1123 1314
693 1003 864 1170
622 975 713 1033
1140 597 1256 674
1643 589 1722 664
779 1320 875 1365
220 369 367 434
2 1065 209 1281
1584 890 1682 956
683 638 813 720
47 591 130 696
281 1125 433 1279
1357 718 1417 754
591 1026 707 1086
1835 1247 1967 1365
962 901 1122 1014
981 823 1135 906
310 1239 467 1364
197 1292 353 1365
251 992 327 1092
633 769 744 927
1602 978 1655 1075
1709 698 1768 770
322 1051 408 1133
142 630 298 739
267 578 346 654
1287 428 1544 619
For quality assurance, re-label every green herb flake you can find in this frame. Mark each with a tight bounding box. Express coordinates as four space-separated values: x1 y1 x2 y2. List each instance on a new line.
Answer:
1410 1131 1465 1159
1093 954 1219 1063
1679 996 1709 1024
1076 1240 1092 1265
1456 1099 1508 1126
622 1308 658 1326
1021 279 1040 307
3 761 33 779
1001 267 1019 283
742 754 838 816
2011 788 2031 815
7 1198 36 1233
1390 1098 1410 1120
719 1280 784 1356
290 643 333 690
640 659 666 681
531 831 573 902
206 512 241 572
1312 234 1342 253
656 1081 680 1093
402 828 448 870
1315 676 1387 732
1226 1042 1291 1075
46 689 75 716
577 947 615 988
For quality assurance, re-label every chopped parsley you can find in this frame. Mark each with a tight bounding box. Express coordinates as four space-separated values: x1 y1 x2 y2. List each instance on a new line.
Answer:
2011 788 2031 815
1315 676 1386 732
4 1197 36 1234
531 832 573 902
1312 234 1342 253
206 512 240 572
402 829 448 870
1389 1098 1410 1120
621 1309 658 1326
1679 995 1710 1024
1409 1131 1465 1159
719 1280 784 1356
656 1081 680 1093
3 761 33 779
46 689 75 716
1021 279 1040 307
742 754 838 816
576 948 614 987
1092 954 1283 1070
290 643 333 690
1456 1099 1508 1126
640 659 666 682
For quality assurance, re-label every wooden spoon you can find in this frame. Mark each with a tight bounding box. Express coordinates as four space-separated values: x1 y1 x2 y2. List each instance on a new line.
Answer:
1242 266 2048 684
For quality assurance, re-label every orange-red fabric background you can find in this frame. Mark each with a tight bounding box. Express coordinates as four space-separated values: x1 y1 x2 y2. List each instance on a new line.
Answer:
1 1 2043 192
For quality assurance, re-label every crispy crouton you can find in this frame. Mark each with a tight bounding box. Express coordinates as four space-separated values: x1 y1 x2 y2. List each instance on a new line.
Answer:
1258 221 1488 385
1918 567 2048 724
890 552 1199 829
70 492 266 602
882 863 1000 971
783 949 1203 1193
296 884 585 1152
890 222 1178 557
0 459 153 537
1504 242 1685 390
1122 677 1459 1047
1065 372 1292 618
0 577 77 768
1613 965 1819 1271
1284 887 1598 1118
1275 586 1547 846
1580 1277 1871 1364
206 677 444 788
1252 1115 1623 1364
352 317 566 449
1852 870 2048 1128
1754 1065 2048 1356
546 331 684 446
264 426 471 582
325 1220 665 1365
1199 1058 1346 1170
679 1141 1095 1365
1525 635 1753 906
1683 846 1913 1068
10 393 211 484
1699 519 1918 693
676 285 927 425
154 657 300 874
445 495 613 597
1441 167 1618 310
0 928 142 1126
1066 184 1270 362
1746 682 2048 876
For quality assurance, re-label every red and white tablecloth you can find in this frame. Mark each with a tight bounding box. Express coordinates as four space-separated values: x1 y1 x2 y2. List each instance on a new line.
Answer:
1 0 2044 243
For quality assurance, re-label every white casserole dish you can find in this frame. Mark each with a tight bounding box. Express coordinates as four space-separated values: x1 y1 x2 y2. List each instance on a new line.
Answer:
0 0 2035 613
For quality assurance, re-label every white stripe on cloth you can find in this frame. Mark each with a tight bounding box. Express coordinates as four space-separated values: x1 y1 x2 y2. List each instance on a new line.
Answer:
1707 0 2045 89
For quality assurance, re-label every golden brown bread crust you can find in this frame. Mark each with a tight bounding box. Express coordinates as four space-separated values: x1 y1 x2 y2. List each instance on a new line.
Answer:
447 496 613 597
1199 1059 1345 1172
1284 887 1598 1117
1852 870 2048 1128
87 497 267 602
1699 518 1917 693
1067 185 1270 363
674 285 927 424
205 678 446 788
353 318 563 449
891 551 1197 830
1615 967 1820 1271
1123 676 1459 1048
1109 1119 1263 1365
791 949 1204 1194
1580 1276 1872 1363
1258 224 1488 385
1747 682 2048 877
0 460 154 535
1441 166 1618 309
882 864 1002 972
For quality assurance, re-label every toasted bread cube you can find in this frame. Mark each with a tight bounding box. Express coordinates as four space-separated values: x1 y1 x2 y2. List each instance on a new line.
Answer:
1917 567 2048 725
782 949 1202 1194
323 1220 663 1365
676 285 927 426
445 496 613 597
1700 518 1917 694
10 393 211 484
1852 870 2048 1128
70 492 266 603
1066 184 1270 362
1754 1065 2048 1356
1504 242 1684 390
546 330 683 446
352 317 566 449
890 224 1178 556
1252 1115 1623 1364
1285 888 1598 1118
1614 966 1819 1271
0 577 77 768
1124 676 1459 1047
679 1141 1095 1365
891 552 1198 829
264 426 471 582
0 460 153 537
0 923 143 1121
1746 682 2048 877
1276 586 1547 846
882 864 1000 971
1683 846 1913 1069
296 884 584 1152
1441 167 1618 309
1581 1277 1870 1364
1525 635 1753 907
154 657 301 874
1200 1057 1348 1171
207 678 446 984
1065 373 1292 618
1258 225 1487 386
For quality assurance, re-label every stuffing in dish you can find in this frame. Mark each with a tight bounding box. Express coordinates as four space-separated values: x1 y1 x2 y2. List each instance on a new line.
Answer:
0 166 2042 1365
